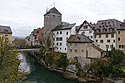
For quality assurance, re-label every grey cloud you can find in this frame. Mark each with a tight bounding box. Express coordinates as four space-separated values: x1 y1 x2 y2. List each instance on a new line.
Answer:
0 0 125 37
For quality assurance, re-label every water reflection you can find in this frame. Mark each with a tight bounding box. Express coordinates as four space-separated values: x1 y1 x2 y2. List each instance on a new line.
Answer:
18 53 31 72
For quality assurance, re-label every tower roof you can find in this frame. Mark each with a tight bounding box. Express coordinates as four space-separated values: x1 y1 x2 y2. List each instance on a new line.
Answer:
44 7 62 16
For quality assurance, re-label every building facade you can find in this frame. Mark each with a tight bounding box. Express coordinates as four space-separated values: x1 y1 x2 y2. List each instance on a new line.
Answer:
0 25 12 44
52 22 76 53
76 20 95 40
67 34 104 66
94 19 122 51
116 22 125 51
26 28 41 47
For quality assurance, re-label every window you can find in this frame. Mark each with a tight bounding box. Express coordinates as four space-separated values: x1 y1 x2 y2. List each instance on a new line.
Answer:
106 45 109 48
122 45 124 48
53 15 55 17
65 48 66 50
60 43 62 46
99 34 101 38
75 49 77 52
113 40 115 42
106 34 108 38
96 40 98 42
60 37 62 41
110 45 113 48
91 36 93 38
118 37 120 41
60 48 61 50
84 25 88 29
119 45 121 48
60 31 62 34
100 40 103 43
57 32 59 34
111 34 114 38
56 43 58 46
107 40 110 43
70 49 72 52
56 37 62 41
81 50 84 52
66 32 68 35
118 31 120 34
97 45 100 47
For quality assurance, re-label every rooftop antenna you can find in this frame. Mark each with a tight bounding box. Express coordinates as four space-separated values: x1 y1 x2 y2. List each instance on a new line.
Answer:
51 4 52 8
53 2 55 7
46 7 48 13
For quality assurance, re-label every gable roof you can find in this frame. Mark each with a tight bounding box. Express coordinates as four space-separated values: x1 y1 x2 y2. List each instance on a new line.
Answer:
92 45 104 52
76 20 95 33
44 7 62 16
0 25 12 34
51 22 76 31
95 19 122 34
67 34 93 43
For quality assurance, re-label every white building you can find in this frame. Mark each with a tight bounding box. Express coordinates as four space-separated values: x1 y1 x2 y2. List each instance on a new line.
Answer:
76 20 95 40
94 19 122 51
52 22 76 53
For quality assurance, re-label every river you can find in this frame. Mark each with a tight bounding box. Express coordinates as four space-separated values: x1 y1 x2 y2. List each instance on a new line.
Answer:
18 52 78 83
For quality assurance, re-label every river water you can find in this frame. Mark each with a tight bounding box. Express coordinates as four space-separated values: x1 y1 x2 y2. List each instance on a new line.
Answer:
18 53 78 83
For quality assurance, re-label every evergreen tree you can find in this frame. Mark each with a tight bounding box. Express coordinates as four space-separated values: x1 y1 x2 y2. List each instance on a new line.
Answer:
0 36 21 83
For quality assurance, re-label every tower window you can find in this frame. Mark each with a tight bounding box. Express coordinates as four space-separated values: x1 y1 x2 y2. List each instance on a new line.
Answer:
118 37 120 41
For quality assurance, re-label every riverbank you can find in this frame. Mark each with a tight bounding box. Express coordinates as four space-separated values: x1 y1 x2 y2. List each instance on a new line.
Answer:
24 51 100 83
24 51 125 83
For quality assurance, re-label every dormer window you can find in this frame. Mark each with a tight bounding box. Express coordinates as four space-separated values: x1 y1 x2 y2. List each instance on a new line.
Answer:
77 37 81 40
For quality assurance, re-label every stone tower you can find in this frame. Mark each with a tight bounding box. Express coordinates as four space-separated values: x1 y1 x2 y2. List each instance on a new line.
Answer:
43 7 62 48
44 7 62 36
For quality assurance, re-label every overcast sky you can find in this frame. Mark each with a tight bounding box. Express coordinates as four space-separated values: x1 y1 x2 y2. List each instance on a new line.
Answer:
0 0 125 37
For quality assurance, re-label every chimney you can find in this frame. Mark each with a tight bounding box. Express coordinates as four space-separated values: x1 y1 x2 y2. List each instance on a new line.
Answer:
124 19 125 23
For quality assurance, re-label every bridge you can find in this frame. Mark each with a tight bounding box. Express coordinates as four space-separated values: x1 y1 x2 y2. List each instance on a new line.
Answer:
18 48 40 52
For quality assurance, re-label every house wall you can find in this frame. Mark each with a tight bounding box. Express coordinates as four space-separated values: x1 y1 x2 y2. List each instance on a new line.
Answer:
0 33 12 44
116 30 125 51
78 25 94 40
67 42 102 67
87 46 101 58
94 33 116 51
52 27 75 53
67 43 91 57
